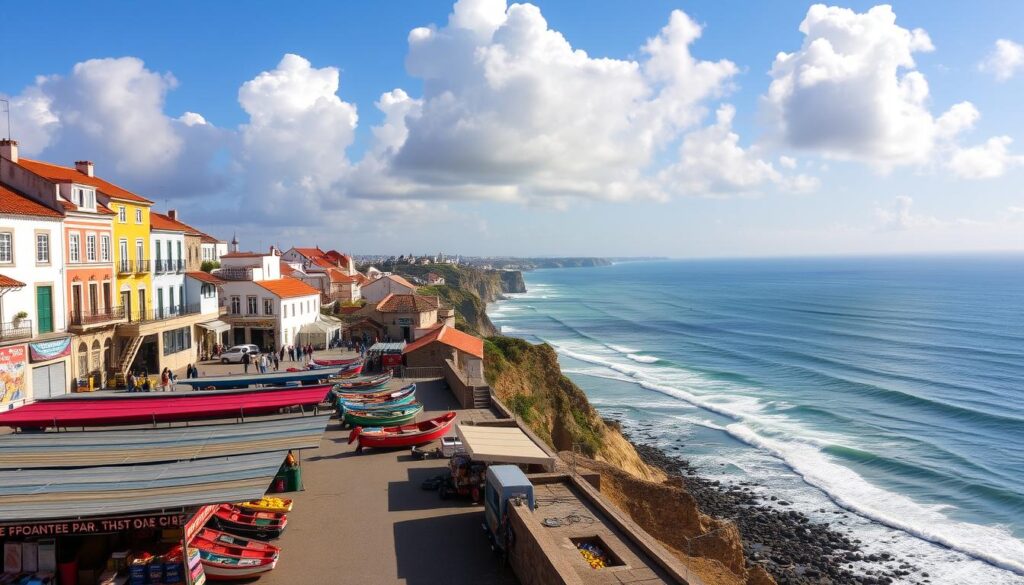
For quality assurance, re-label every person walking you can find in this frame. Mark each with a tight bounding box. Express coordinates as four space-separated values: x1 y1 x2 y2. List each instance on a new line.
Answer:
280 344 286 363
272 352 280 371
260 353 269 374
159 368 169 391
128 371 137 392
242 351 251 374
288 344 295 362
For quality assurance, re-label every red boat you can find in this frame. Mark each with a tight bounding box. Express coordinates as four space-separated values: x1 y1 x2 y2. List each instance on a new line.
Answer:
193 527 280 580
211 504 287 540
0 386 332 429
348 411 457 452
310 356 361 367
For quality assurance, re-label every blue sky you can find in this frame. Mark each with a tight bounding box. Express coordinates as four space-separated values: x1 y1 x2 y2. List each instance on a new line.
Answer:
2 1 1022 257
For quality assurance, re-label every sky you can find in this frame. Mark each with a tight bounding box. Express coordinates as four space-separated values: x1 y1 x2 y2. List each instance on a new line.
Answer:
1 0 1022 258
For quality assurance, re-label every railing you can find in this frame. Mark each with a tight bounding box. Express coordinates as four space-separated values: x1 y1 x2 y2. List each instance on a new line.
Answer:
398 366 445 379
154 259 185 273
118 260 133 274
126 303 202 323
0 320 33 341
69 306 126 326
215 267 254 281
135 259 150 273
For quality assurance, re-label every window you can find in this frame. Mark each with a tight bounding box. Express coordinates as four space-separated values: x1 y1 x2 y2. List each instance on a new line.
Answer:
100 235 110 261
136 239 145 264
155 239 162 266
69 233 81 263
0 233 11 264
247 296 257 315
118 206 126 223
283 304 288 318
230 296 241 315
263 298 273 315
162 326 192 356
135 208 142 224
86 234 96 262
73 187 96 210
36 233 49 264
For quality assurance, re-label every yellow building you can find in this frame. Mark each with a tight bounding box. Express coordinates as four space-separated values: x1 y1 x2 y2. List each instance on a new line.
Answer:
108 197 154 320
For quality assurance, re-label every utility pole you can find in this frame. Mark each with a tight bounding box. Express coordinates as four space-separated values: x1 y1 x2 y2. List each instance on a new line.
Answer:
0 99 11 140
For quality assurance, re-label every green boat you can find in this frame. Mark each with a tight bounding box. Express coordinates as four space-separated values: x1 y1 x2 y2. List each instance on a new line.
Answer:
343 403 423 427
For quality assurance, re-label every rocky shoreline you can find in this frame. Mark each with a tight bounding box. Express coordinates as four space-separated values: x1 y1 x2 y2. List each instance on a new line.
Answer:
621 431 932 585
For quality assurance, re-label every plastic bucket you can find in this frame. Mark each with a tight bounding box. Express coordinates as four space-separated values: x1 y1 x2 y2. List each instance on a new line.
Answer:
285 466 303 491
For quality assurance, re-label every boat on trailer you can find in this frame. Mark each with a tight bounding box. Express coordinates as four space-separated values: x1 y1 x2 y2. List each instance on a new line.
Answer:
348 411 457 452
343 403 423 427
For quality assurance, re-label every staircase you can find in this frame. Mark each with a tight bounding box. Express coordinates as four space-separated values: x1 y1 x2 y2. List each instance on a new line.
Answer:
472 387 491 409
117 336 144 379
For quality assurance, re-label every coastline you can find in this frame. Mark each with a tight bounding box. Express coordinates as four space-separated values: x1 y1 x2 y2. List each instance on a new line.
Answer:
619 429 925 585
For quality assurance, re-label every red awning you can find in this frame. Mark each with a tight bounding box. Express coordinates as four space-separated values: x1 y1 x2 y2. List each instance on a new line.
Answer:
0 386 331 429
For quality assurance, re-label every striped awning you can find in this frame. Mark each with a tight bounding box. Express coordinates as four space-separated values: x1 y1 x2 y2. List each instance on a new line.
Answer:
0 451 288 522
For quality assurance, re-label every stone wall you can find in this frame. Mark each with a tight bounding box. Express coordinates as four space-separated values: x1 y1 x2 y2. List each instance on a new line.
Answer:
507 503 584 585
443 358 477 408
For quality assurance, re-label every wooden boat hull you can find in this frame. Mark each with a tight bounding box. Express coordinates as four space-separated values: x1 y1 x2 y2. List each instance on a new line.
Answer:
338 393 416 412
332 374 392 391
177 367 346 390
343 404 422 427
200 554 277 581
349 411 457 451
310 357 361 367
195 528 281 554
194 527 280 581
212 504 287 540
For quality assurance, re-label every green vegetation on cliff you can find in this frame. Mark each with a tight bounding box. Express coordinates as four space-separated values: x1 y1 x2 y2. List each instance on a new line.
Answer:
417 284 496 336
397 264 513 302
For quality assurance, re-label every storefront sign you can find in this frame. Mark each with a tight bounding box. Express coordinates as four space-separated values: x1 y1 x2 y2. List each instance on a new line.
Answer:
28 337 71 363
0 345 27 406
0 512 185 538
397 318 413 326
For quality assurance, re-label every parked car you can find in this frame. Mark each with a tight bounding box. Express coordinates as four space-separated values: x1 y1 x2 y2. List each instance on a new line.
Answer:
220 344 260 364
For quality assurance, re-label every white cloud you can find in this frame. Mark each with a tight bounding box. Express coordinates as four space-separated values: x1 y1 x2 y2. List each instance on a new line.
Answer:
178 112 208 126
659 105 816 196
779 155 797 169
874 195 943 231
948 136 1023 179
764 4 973 168
979 39 1024 81
373 1 743 202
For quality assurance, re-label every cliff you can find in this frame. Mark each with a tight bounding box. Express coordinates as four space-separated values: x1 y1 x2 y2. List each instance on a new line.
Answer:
499 270 526 293
398 264 523 302
418 284 497 337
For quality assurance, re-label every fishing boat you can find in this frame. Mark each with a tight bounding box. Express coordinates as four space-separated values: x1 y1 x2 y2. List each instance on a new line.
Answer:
338 391 416 413
176 367 347 390
343 403 422 427
335 382 413 402
332 373 392 391
310 356 361 367
211 504 287 540
0 386 332 429
194 527 280 580
348 411 457 452
235 496 293 514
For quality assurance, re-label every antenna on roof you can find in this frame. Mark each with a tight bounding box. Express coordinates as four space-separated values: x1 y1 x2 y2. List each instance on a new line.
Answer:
0 99 11 140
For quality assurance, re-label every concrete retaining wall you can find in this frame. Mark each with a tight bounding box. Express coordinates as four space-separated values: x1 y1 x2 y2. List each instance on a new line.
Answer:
507 503 584 585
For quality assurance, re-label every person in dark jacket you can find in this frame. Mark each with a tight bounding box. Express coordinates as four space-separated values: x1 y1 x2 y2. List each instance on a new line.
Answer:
242 351 251 373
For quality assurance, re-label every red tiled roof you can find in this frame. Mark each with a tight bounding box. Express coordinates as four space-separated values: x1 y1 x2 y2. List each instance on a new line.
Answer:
325 250 351 263
150 212 190 232
354 273 371 286
255 277 320 299
366 274 416 291
327 268 356 284
0 183 63 218
403 325 484 359
199 234 220 244
18 158 153 204
186 271 223 285
376 293 440 313
340 305 363 315
310 256 336 269
221 251 266 259
280 263 301 277
0 274 27 289
292 247 326 259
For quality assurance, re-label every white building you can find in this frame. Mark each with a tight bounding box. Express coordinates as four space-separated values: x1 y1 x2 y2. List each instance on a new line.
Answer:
361 274 418 303
216 251 322 350
150 212 186 319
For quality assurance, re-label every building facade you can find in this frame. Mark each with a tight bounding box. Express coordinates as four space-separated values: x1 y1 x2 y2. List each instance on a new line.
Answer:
361 275 418 303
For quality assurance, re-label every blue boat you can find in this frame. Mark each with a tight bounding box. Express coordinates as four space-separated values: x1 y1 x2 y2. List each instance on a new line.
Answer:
337 386 416 415
177 367 347 390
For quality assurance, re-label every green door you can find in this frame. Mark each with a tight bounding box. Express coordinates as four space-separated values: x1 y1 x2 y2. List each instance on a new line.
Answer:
36 285 53 333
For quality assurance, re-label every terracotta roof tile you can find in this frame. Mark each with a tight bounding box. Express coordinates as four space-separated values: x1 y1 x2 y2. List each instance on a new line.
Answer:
403 325 484 359
18 158 153 204
280 263 301 277
327 268 356 284
0 274 27 289
150 212 191 232
255 277 320 299
0 183 63 218
186 271 224 285
292 247 326 259
376 293 440 313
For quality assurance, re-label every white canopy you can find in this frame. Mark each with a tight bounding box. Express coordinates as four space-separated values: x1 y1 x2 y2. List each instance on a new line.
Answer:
456 424 555 470
197 319 231 334
296 315 343 348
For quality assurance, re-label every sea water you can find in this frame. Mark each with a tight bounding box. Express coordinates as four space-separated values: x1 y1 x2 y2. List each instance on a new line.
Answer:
488 256 1024 584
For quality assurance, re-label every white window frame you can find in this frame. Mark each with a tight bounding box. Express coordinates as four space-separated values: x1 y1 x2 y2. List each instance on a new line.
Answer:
263 298 273 315
100 235 111 262
69 233 81 263
135 208 143 224
0 232 11 264
247 296 258 315
35 232 50 264
86 233 97 262
118 206 126 223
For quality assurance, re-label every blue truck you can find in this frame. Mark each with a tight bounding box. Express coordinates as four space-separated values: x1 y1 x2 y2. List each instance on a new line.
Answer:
483 465 535 553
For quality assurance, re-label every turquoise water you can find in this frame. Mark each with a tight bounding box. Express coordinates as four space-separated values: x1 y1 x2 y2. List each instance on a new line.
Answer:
488 256 1024 584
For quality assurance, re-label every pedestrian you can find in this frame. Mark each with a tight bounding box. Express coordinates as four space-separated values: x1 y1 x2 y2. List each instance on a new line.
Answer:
128 371 137 392
160 368 170 391
288 344 295 362
260 353 269 374
242 351 251 374
141 370 151 392
273 352 280 371
280 344 286 362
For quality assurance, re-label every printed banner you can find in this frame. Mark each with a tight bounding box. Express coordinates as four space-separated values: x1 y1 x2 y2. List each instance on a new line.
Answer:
0 512 185 538
29 337 71 363
0 345 27 406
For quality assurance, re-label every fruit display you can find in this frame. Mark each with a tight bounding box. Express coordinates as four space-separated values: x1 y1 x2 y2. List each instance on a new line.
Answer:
576 542 610 569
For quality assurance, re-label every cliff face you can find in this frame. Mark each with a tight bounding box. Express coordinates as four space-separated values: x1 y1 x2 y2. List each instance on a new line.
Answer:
484 337 663 483
418 284 497 337
399 264 508 303
499 270 526 293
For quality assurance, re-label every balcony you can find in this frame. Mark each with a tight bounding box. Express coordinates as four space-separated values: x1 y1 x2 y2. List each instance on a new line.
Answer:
216 267 254 281
153 259 185 274
0 319 33 342
118 260 133 274
127 303 202 323
69 307 126 328
135 259 150 273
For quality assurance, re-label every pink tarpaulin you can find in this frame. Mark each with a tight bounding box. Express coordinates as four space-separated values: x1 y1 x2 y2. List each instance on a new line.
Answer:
0 385 331 428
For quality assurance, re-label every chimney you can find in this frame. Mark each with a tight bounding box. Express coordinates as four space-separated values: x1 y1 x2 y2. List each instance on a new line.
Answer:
75 160 94 177
0 139 17 163
168 209 178 221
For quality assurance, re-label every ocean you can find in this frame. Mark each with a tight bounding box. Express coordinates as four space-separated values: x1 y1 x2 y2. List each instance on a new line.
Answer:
487 256 1024 584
